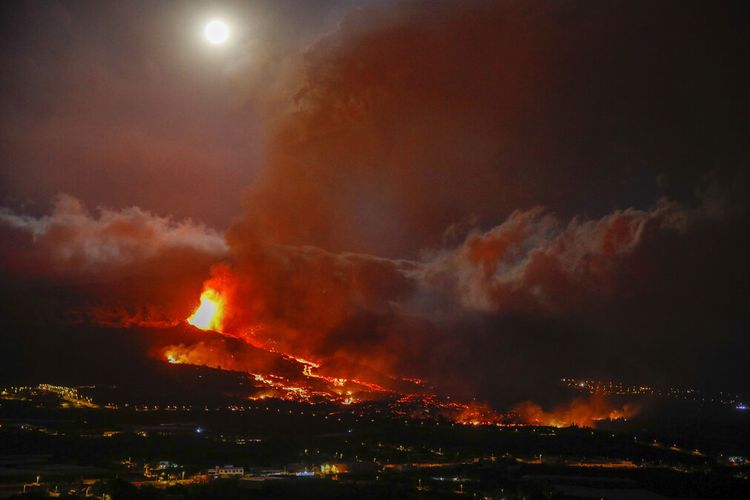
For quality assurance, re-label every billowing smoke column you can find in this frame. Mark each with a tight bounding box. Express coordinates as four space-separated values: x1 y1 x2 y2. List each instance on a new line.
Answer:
164 0 747 408
210 0 748 404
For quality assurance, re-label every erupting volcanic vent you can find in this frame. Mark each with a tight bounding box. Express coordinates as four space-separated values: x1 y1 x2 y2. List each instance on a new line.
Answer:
187 288 225 331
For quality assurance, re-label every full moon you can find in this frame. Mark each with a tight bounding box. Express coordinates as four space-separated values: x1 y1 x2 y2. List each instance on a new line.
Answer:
204 20 229 45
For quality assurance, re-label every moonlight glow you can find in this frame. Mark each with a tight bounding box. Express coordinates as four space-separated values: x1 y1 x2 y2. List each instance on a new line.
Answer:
204 20 229 45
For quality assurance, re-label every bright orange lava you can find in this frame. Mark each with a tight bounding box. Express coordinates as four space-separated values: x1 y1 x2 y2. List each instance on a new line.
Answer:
186 288 224 331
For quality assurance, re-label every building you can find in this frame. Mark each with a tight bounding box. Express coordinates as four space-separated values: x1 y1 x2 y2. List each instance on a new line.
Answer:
208 465 244 478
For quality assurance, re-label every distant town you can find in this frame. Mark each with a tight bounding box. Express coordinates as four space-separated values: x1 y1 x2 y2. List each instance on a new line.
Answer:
561 378 748 409
1 381 748 498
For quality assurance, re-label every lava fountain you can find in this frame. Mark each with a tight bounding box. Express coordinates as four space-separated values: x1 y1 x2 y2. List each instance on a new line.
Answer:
187 288 225 331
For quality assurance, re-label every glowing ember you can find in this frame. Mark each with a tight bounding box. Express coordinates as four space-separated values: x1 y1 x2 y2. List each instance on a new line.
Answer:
187 288 225 331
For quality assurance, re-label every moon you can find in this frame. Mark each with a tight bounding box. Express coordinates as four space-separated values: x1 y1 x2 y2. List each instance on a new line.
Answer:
204 20 229 45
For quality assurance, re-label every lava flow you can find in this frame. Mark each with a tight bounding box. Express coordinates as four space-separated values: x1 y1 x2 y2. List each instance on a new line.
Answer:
169 282 636 428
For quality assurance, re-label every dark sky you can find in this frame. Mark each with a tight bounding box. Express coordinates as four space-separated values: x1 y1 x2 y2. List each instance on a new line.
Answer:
1 0 749 404
0 0 392 227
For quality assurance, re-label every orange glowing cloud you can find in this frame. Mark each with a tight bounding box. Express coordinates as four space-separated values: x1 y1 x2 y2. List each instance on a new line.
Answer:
514 396 639 428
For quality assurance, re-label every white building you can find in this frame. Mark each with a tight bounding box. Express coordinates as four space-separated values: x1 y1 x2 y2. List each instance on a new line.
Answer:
209 465 244 477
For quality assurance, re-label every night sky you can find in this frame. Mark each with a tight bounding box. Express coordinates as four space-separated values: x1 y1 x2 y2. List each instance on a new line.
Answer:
1 0 749 406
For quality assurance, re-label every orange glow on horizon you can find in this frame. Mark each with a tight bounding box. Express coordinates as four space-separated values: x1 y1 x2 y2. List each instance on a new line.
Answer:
513 396 639 428
187 288 225 331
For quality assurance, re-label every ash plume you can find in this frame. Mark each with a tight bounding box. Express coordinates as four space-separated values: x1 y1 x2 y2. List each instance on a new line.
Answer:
2 0 749 409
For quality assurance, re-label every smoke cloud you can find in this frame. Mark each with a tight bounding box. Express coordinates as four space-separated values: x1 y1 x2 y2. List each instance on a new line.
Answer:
0 193 226 274
204 1 749 400
0 194 227 326
2 0 749 405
